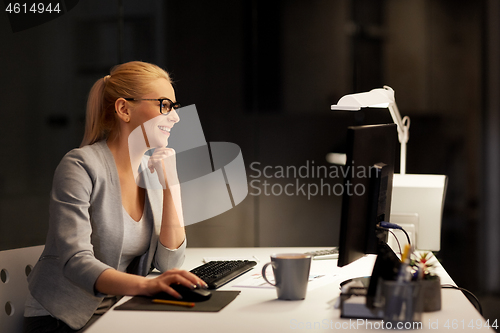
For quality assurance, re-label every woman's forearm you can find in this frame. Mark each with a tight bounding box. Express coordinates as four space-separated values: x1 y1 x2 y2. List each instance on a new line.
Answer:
95 267 208 299
159 184 185 249
95 269 150 296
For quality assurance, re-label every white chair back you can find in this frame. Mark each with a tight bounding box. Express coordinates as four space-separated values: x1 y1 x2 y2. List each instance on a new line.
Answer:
0 245 44 333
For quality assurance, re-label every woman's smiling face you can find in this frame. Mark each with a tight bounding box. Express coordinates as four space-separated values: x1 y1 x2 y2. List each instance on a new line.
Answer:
132 78 180 148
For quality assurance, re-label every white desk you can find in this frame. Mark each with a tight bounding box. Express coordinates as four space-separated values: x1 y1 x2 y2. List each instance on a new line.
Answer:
86 247 493 332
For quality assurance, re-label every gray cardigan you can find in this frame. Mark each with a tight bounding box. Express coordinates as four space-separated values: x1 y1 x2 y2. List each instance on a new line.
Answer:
27 141 186 329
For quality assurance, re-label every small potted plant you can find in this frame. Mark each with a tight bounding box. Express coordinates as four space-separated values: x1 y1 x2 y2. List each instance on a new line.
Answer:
411 252 441 312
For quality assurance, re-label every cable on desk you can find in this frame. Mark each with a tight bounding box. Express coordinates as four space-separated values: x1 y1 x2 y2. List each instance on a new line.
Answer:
388 229 402 255
378 221 411 247
400 228 411 247
441 284 483 316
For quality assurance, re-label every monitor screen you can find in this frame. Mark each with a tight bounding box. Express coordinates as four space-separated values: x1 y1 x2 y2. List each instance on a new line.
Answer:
337 123 397 267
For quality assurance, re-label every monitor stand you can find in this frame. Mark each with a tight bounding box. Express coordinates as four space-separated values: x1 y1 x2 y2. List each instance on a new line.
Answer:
340 276 370 288
366 241 401 308
339 241 401 309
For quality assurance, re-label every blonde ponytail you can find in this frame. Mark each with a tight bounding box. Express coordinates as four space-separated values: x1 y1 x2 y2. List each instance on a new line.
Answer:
80 78 107 147
80 61 171 147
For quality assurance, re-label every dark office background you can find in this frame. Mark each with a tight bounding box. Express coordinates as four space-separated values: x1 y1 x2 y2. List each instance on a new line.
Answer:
1 0 499 326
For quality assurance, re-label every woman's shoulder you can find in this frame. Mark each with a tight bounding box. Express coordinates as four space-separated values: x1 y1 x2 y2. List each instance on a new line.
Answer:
57 141 114 177
62 140 109 161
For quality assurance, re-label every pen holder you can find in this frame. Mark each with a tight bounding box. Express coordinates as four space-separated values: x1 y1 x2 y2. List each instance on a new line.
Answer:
381 280 423 325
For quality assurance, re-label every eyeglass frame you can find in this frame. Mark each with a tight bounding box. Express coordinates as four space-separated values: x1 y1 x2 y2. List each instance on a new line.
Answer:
124 98 181 115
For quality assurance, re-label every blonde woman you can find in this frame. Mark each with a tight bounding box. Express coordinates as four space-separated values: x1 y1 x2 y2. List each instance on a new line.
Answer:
24 61 206 332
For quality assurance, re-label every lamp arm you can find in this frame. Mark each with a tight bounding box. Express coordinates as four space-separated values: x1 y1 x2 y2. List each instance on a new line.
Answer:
387 103 409 144
388 102 410 175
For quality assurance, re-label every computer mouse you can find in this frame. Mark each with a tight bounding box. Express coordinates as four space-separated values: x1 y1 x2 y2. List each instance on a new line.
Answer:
169 284 212 302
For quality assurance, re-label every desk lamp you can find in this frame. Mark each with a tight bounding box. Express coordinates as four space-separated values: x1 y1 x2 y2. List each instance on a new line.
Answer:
330 86 447 252
331 86 409 175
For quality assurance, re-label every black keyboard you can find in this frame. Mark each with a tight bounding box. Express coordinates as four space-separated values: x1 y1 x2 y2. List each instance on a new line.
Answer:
190 260 257 289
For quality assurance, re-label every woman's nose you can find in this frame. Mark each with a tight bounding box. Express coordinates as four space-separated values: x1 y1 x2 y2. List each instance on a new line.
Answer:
168 109 180 123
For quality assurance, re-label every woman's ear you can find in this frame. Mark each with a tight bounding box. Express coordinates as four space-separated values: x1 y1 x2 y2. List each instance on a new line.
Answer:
115 98 131 123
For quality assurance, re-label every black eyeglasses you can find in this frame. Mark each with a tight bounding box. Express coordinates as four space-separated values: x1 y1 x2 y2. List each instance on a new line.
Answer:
124 98 181 115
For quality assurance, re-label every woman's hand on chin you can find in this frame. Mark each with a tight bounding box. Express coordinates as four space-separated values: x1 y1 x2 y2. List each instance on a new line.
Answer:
147 147 179 189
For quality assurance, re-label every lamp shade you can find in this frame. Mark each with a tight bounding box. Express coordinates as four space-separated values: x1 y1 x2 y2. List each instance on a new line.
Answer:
330 87 395 111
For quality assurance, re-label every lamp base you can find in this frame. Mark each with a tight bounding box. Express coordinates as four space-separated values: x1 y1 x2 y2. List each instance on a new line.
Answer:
390 174 447 251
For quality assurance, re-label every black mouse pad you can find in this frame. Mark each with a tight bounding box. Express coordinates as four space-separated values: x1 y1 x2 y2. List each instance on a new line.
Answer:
114 290 241 312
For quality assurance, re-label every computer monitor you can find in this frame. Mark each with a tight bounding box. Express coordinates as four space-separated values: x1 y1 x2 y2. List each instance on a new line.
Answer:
337 123 397 268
